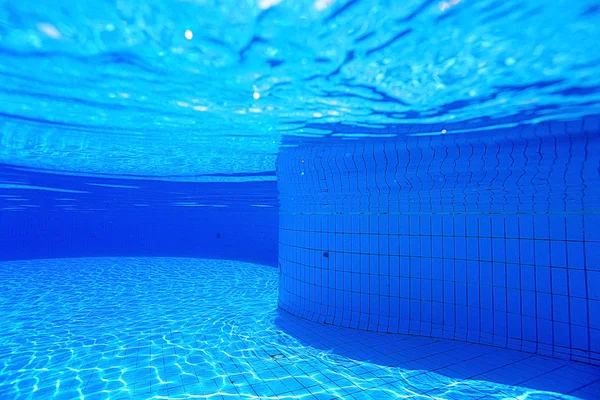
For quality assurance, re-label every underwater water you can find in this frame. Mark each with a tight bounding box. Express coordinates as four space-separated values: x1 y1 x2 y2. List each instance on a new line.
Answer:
1 0 600 399
0 257 598 399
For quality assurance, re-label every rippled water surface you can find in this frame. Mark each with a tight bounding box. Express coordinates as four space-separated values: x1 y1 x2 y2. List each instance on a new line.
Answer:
1 257 598 399
1 0 599 178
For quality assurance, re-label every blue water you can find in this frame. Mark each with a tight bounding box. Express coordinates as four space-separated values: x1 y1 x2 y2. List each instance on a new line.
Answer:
1 0 599 399
0 257 598 399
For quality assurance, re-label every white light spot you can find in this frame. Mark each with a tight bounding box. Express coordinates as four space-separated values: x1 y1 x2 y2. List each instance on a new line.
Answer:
441 129 447 134
185 30 193 40
315 0 334 11
312 112 323 118
193 105 208 112
37 23 61 39
439 0 461 12
258 0 282 10
253 92 261 100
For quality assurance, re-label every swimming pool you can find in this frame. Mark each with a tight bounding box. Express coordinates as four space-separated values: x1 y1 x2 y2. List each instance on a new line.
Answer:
1 257 598 399
1 0 599 399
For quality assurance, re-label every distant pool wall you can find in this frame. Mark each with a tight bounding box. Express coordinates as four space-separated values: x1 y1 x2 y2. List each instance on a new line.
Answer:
277 118 600 365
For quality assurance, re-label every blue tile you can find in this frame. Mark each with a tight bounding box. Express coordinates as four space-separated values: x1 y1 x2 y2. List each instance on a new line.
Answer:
389 235 399 255
455 260 467 283
421 279 432 301
468 307 480 331
567 215 584 241
522 290 536 317
479 216 492 236
455 282 467 306
480 286 493 310
506 264 520 289
585 241 600 270
492 239 506 262
454 215 466 236
421 258 432 279
536 266 551 292
569 296 588 329
480 262 493 285
507 313 522 340
491 215 505 238
551 268 568 296
588 271 600 300
506 239 519 264
519 215 535 239
466 215 479 237
443 259 455 281
431 215 443 235
369 235 379 254
506 215 519 238
537 292 552 320
550 241 567 268
568 269 587 298
493 287 507 312
420 215 431 235
493 263 506 287
432 280 443 302
520 240 535 265
410 235 421 256
507 289 521 314
443 236 455 258
567 241 585 269
467 237 479 259
522 315 537 342
401 236 411 256
380 216 389 234
535 240 551 267
571 325 590 351
443 215 454 235
533 215 550 239
420 235 432 257
584 213 600 240
537 319 553 344
467 261 480 283
549 215 566 240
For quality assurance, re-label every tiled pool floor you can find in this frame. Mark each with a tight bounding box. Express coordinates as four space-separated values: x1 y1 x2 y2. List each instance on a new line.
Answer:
0 257 598 399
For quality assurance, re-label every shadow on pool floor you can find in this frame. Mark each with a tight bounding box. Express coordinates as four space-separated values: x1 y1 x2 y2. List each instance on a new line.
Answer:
275 311 600 399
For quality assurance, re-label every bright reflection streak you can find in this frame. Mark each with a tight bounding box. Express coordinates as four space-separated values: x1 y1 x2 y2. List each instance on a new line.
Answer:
315 0 335 11
258 0 282 10
184 29 193 40
439 0 461 12
37 23 61 39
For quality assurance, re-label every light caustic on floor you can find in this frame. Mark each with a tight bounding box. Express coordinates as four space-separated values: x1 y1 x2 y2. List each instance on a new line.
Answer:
0 257 598 399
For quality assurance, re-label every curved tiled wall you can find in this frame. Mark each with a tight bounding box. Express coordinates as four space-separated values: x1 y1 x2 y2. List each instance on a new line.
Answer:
277 119 600 365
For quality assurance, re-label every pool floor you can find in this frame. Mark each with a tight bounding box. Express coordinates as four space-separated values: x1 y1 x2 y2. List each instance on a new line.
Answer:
0 257 598 399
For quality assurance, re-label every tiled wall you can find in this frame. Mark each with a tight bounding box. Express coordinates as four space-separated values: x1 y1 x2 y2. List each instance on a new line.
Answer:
277 118 599 365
